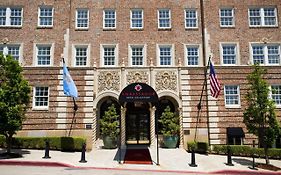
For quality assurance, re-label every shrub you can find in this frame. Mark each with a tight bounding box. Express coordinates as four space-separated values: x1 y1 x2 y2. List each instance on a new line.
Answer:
187 141 208 154
0 136 86 152
187 141 197 152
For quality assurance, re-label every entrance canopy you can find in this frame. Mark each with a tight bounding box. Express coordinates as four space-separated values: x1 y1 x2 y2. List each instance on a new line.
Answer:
119 83 159 107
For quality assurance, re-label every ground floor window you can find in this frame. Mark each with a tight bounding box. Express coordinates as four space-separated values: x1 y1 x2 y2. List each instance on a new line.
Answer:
227 127 245 145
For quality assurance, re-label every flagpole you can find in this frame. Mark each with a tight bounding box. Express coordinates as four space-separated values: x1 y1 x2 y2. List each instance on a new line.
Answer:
68 97 78 137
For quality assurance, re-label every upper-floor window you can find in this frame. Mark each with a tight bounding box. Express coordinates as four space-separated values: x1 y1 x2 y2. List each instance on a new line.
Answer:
130 45 144 66
33 86 49 110
271 85 281 107
0 44 21 61
249 7 278 27
158 45 173 66
224 85 240 108
221 44 237 65
76 9 89 29
186 46 199 66
0 7 22 27
251 44 280 65
185 9 197 28
103 9 116 29
36 44 53 66
102 45 117 66
220 8 234 27
74 45 89 66
158 9 171 29
131 9 143 29
38 6 53 27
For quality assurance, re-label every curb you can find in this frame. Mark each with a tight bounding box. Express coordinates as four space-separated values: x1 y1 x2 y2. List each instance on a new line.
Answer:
0 160 280 175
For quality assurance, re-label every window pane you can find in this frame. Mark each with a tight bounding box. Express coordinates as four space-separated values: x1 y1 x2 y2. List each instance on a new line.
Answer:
268 46 280 64
159 9 170 28
103 47 115 65
10 8 22 26
222 45 236 64
8 46 20 61
104 10 115 28
187 47 198 65
35 87 49 107
37 46 51 65
159 46 171 65
185 9 197 28
252 46 264 64
131 47 143 65
272 85 281 105
220 9 233 26
0 8 6 26
249 9 261 26
131 9 142 28
264 8 276 26
76 9 88 28
39 7 53 26
75 47 87 66
225 85 239 105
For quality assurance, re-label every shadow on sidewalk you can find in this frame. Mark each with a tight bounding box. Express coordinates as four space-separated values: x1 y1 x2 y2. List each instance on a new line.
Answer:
0 149 31 159
232 158 252 166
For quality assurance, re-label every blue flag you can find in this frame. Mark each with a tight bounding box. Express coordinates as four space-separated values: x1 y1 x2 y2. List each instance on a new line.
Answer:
63 63 78 98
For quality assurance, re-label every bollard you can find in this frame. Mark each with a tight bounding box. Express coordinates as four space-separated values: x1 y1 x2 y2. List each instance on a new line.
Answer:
42 140 51 159
226 146 234 166
189 149 197 167
79 143 87 163
251 140 257 170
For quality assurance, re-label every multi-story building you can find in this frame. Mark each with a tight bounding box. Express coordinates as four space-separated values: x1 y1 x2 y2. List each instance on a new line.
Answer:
0 0 280 149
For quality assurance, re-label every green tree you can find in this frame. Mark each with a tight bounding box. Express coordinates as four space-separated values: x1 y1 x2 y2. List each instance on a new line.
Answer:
243 64 280 165
0 54 31 154
159 106 180 136
100 104 120 138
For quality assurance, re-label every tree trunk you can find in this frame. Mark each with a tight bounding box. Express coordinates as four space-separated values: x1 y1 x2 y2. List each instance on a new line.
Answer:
264 147 270 165
5 135 12 154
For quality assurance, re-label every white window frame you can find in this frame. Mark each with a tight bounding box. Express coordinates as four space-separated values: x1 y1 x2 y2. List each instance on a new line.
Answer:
157 44 174 66
248 7 278 27
184 44 201 66
224 85 241 108
103 9 116 29
130 9 143 29
250 43 281 65
0 44 23 63
38 6 54 27
219 8 235 27
220 43 240 65
129 44 146 66
158 9 171 29
32 86 49 110
0 7 23 27
75 8 89 30
72 44 90 67
271 85 281 108
34 43 54 66
100 44 118 67
185 9 198 29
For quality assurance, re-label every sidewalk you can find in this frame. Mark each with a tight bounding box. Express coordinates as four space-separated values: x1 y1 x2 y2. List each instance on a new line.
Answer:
0 147 280 174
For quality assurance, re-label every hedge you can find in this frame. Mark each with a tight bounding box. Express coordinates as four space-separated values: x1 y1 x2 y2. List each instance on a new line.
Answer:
0 135 86 152
212 145 281 159
187 141 209 154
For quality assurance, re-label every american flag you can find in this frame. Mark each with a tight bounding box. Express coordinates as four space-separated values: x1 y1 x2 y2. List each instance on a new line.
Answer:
209 61 221 98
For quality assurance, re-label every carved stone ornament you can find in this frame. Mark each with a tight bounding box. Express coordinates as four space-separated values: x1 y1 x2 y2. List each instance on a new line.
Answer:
127 71 148 84
98 71 120 92
155 71 177 91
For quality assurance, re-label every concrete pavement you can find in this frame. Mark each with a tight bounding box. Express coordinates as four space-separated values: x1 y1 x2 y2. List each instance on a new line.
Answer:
0 146 280 174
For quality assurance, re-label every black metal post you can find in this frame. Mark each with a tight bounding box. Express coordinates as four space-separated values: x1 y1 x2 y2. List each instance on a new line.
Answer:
79 143 87 163
42 140 51 159
251 140 257 170
189 150 197 167
226 146 234 166
156 106 159 165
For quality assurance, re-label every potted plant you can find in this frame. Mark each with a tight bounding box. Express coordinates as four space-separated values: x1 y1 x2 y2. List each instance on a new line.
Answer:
159 106 180 148
99 104 120 149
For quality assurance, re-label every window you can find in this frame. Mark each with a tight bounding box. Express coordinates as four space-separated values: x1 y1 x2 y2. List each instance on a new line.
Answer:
221 44 237 65
0 7 22 27
36 44 52 66
158 9 171 29
76 9 89 29
185 9 197 28
38 6 53 27
186 46 199 66
251 44 280 65
158 45 172 66
130 46 144 66
0 44 21 61
249 7 277 27
103 9 116 29
271 85 281 107
224 85 240 107
131 9 143 29
227 127 245 145
74 46 88 66
33 87 49 110
220 8 234 27
102 45 117 66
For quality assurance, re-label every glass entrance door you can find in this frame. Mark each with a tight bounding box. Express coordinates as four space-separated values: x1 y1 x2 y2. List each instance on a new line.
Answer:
126 113 150 145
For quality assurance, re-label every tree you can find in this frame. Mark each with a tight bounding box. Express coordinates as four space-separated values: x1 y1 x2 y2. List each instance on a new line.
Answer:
243 64 280 165
0 54 31 154
100 104 120 138
159 106 180 136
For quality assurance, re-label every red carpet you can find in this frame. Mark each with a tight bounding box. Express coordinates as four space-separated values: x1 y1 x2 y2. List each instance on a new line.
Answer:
124 149 153 165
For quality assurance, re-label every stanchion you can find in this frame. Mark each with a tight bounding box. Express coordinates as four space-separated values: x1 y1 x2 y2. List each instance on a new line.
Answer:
42 140 51 159
226 145 234 166
189 150 197 167
251 140 257 170
79 143 87 163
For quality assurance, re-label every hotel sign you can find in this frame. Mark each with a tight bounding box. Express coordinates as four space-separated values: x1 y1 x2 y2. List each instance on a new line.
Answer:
119 83 159 106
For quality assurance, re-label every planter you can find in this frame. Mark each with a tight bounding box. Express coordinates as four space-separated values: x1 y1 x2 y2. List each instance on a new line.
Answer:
103 136 117 149
163 135 179 148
